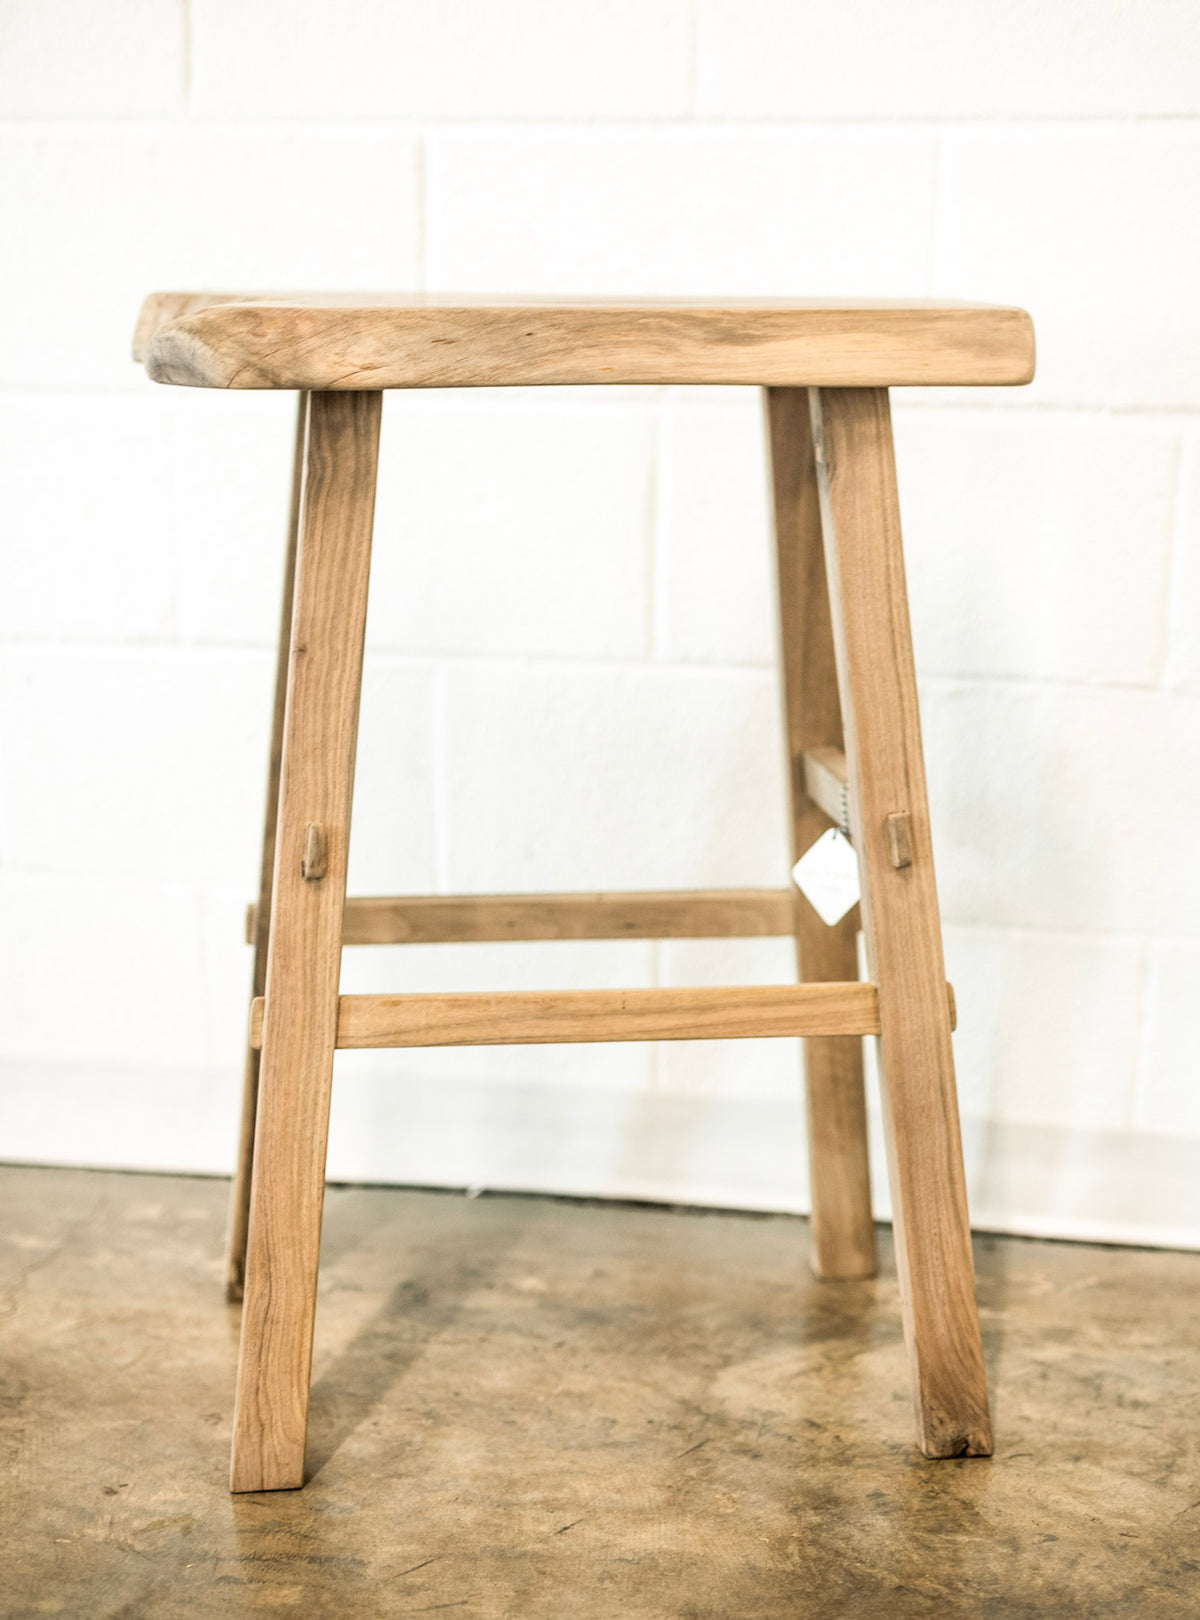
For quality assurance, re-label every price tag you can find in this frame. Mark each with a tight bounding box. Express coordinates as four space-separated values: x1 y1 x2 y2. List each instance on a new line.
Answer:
791 829 860 926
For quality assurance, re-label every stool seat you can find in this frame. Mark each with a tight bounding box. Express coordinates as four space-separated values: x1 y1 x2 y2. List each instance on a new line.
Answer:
133 291 1034 392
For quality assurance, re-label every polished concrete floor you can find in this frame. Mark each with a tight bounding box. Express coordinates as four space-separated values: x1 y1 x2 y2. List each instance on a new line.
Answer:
1 1164 1197 1619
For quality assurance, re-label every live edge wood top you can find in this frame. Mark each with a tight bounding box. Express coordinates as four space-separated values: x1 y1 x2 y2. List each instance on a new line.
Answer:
133 293 1035 390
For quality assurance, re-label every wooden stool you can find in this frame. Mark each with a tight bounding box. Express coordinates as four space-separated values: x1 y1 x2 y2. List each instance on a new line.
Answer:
133 294 1035 1493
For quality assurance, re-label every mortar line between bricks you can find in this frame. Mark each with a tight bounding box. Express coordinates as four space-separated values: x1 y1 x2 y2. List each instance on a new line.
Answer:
4 115 1200 131
179 0 192 112
1125 937 1156 1133
430 663 450 894
3 388 1199 428
929 132 948 294
646 407 663 660
918 669 1200 700
193 887 223 1071
0 860 1194 954
1157 435 1195 689
6 639 1200 700
684 0 700 117
164 404 183 644
891 404 1200 427
0 640 775 676
414 133 428 292
941 922 1171 948
0 871 252 898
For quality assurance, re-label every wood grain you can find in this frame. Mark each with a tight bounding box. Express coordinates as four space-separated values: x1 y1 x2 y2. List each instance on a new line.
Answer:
225 392 308 1305
768 386 877 1281
246 888 796 945
812 385 992 1458
133 294 1035 391
801 746 851 836
231 390 382 1494
247 983 889 1049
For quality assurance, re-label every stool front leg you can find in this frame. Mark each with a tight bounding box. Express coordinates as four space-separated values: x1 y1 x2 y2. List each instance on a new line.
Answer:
811 386 992 1459
230 390 383 1493
766 387 876 1280
226 391 309 1303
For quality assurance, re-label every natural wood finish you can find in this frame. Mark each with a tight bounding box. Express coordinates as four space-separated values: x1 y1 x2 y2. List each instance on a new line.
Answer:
245 888 796 946
801 745 851 836
225 392 308 1305
150 296 1026 1485
301 824 328 881
886 811 914 871
247 983 957 1049
133 294 1035 392
247 982 898 1050
231 390 382 1494
768 387 877 1282
811 384 991 1458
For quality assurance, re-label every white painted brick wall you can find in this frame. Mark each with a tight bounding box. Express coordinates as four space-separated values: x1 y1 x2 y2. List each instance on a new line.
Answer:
368 397 655 660
938 131 1200 408
896 413 1178 685
1 0 1198 1248
427 128 938 294
0 129 421 388
696 0 1200 118
191 1 692 119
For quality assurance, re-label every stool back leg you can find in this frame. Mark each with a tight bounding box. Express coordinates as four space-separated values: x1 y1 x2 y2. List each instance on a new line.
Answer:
812 386 991 1458
766 387 876 1280
225 391 309 1303
230 390 383 1492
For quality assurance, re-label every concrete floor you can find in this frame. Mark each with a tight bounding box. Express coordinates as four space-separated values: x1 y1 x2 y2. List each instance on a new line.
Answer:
1 1166 1197 1619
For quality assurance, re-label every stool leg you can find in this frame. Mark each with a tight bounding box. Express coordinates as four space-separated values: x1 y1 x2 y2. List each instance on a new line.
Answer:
766 387 876 1280
230 390 383 1492
226 392 309 1303
811 386 992 1459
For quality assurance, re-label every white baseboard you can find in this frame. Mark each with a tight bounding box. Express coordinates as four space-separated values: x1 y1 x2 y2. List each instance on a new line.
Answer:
2 1058 1197 1251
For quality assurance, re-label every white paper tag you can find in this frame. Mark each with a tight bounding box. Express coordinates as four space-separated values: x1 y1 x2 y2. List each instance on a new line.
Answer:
791 828 860 926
